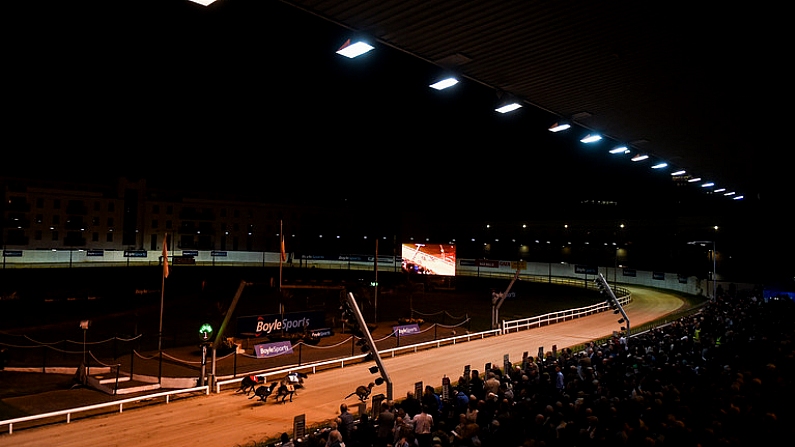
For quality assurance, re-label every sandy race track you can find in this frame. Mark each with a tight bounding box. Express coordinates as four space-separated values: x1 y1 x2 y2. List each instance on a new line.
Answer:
0 286 685 447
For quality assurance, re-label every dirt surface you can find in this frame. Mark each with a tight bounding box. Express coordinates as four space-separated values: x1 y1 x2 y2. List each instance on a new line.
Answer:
0 286 686 447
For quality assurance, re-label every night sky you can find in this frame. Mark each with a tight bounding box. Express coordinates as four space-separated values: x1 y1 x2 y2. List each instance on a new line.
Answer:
3 1 793 284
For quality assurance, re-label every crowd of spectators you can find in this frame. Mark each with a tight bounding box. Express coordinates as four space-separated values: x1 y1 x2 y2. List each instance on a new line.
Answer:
290 291 794 446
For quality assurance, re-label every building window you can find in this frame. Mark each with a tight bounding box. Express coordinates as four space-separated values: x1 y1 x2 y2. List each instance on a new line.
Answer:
35 214 43 224
52 230 59 241
52 215 60 225
92 232 99 242
108 202 115 212
53 199 61 209
92 216 99 226
166 205 173 215
152 219 159 229
94 201 100 211
153 204 160 214
36 198 44 208
106 232 113 242
35 230 42 241
166 220 172 229
107 217 114 227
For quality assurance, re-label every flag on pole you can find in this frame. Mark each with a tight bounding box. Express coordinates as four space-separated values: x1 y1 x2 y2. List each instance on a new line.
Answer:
280 232 286 263
162 235 169 279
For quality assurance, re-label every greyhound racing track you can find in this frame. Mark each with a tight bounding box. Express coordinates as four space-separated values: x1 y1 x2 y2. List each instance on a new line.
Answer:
0 286 685 447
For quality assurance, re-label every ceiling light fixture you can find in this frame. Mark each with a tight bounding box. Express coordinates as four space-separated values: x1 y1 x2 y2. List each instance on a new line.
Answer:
548 122 571 132
580 134 602 143
609 146 629 154
495 101 522 113
671 170 687 176
714 188 726 193
701 182 715 188
631 154 649 162
651 162 668 169
336 39 374 58
724 191 736 196
430 77 459 90
733 195 744 200
688 177 702 183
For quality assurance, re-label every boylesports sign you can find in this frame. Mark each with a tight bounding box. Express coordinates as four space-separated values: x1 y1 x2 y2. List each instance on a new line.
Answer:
237 311 325 338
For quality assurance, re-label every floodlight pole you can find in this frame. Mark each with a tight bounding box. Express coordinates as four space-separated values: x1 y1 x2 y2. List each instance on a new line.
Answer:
491 268 521 330
209 280 251 388
688 240 716 300
595 273 630 346
346 292 393 401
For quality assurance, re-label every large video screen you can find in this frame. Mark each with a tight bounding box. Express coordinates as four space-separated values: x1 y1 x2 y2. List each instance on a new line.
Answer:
401 243 456 276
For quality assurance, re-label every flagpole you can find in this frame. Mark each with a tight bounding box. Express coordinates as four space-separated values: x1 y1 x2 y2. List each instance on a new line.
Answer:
279 220 285 316
158 234 169 384
374 238 378 324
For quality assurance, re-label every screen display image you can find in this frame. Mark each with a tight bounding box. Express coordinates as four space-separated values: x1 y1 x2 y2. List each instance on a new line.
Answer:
401 243 456 276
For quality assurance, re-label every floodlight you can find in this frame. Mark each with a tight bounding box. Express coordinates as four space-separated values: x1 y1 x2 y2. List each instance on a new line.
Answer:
336 39 374 58
495 102 522 114
609 146 629 154
580 134 602 143
430 77 459 90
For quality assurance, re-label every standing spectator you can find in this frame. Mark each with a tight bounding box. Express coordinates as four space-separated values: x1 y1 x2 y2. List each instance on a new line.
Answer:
554 365 565 395
394 407 414 446
375 400 395 447
338 403 355 443
402 390 421 418
351 413 376 447
413 404 435 447
468 370 484 401
483 372 500 398
422 385 442 423
452 387 469 420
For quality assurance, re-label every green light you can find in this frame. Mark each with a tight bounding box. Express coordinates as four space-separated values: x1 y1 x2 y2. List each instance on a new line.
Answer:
199 323 213 340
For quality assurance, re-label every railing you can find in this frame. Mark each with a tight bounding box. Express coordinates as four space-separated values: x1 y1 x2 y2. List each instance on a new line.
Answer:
1 285 632 435
214 328 503 393
502 293 632 333
213 291 631 393
1 386 209 435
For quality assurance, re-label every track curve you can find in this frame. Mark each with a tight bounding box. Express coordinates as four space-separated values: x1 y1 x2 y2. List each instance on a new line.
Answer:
0 286 686 447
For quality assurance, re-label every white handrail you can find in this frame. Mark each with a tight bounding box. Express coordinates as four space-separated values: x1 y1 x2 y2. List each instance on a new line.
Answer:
3 290 629 435
1 386 208 435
